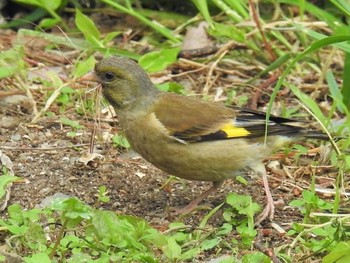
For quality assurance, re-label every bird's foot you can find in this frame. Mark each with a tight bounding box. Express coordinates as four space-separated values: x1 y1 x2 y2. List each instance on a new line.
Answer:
255 199 275 225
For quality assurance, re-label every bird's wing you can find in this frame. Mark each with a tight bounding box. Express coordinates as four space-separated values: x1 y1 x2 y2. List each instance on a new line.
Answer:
152 93 305 142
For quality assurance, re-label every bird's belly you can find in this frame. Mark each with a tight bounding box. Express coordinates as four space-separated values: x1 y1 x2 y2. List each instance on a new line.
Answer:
127 131 269 182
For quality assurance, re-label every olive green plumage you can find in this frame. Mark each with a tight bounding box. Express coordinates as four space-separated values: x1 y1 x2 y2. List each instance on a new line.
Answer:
82 56 328 222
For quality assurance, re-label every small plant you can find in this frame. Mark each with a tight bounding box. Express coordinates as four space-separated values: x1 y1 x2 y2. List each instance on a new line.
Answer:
157 82 185 94
0 167 20 200
96 185 110 203
59 116 84 137
139 48 180 73
286 214 350 261
223 193 260 247
0 198 166 261
12 0 64 29
55 86 78 113
0 197 262 261
290 190 333 221
112 134 130 149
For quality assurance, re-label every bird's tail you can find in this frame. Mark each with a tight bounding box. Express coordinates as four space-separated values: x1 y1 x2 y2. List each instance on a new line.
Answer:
303 131 344 141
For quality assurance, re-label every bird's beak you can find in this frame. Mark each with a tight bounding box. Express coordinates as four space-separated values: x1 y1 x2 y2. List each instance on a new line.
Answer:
79 70 99 84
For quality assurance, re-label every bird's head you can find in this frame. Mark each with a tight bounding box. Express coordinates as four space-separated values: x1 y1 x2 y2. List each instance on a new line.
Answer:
81 56 157 110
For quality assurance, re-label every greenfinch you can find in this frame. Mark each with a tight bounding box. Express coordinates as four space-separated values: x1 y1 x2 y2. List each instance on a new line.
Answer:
81 56 328 223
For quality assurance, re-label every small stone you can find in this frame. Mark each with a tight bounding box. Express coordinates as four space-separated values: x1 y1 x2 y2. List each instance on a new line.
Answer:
0 116 19 129
10 134 21 141
266 160 281 170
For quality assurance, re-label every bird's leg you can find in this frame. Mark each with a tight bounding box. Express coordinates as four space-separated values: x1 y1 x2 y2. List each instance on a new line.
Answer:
254 164 275 225
172 180 224 215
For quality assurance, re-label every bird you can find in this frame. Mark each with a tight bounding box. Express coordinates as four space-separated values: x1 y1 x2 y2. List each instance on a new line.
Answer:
80 56 329 224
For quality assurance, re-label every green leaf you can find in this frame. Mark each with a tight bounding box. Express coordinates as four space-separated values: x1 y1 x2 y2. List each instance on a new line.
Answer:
156 82 184 94
98 186 110 203
247 53 292 84
0 66 17 78
277 0 341 30
293 144 308 154
75 9 102 48
217 223 233 235
289 84 327 126
171 232 188 242
192 0 214 27
344 155 350 170
41 0 61 11
25 222 46 249
341 52 350 110
23 252 51 263
102 31 122 45
66 131 77 137
302 190 315 202
237 225 257 246
323 241 350 263
139 48 180 73
14 0 61 11
62 198 93 219
331 0 350 16
298 27 350 53
211 0 243 22
4 223 28 235
60 234 81 248
326 70 348 114
201 237 220 250
208 23 245 42
235 175 247 186
92 210 121 244
39 18 60 28
50 198 93 228
164 237 181 260
112 134 130 149
226 193 260 215
59 117 84 129
73 55 96 78
222 210 235 222
24 208 42 223
93 211 149 251
8 203 24 224
0 46 25 79
0 175 19 199
60 86 77 94
224 0 249 18
226 193 260 228
289 199 305 208
56 93 70 106
179 248 200 261
242 252 271 263
169 222 186 228
199 203 224 229
101 0 181 43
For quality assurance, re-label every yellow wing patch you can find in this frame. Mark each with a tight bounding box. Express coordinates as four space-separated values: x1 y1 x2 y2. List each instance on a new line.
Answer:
220 123 251 138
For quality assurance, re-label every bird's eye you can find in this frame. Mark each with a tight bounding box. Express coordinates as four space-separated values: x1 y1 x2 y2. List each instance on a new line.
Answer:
104 71 115 81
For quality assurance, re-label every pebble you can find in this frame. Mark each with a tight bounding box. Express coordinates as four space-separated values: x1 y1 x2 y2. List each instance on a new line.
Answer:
10 134 21 141
0 116 19 129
